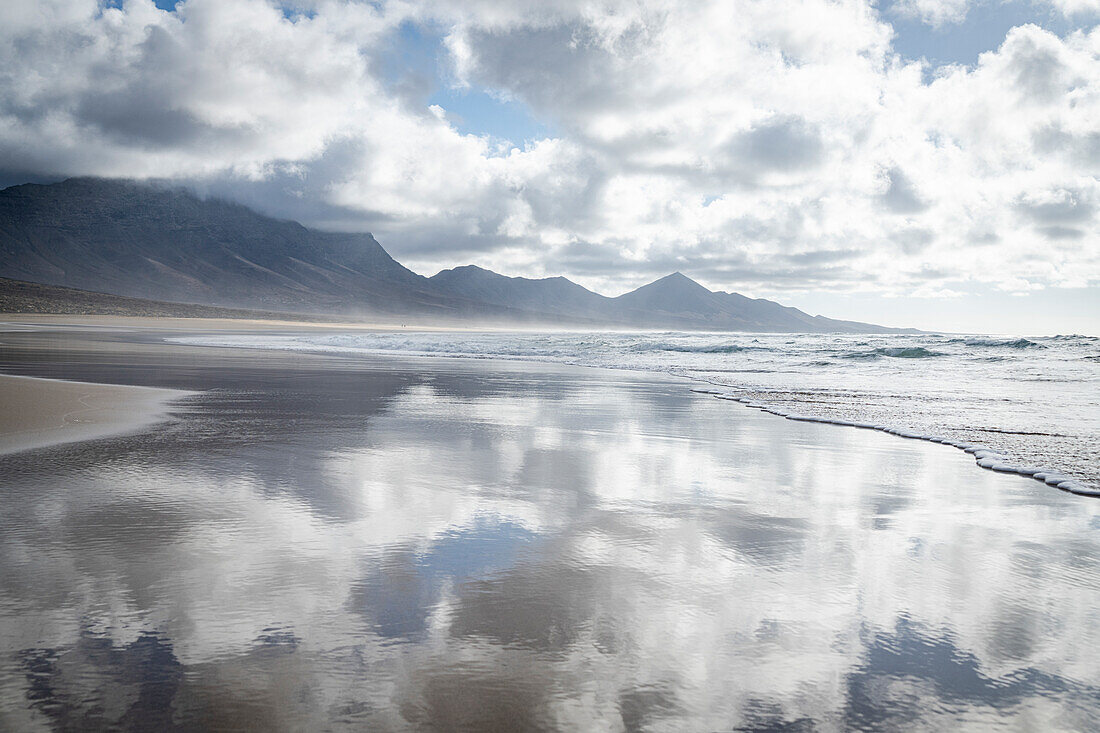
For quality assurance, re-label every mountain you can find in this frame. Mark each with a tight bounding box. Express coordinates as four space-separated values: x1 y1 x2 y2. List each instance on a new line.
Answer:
616 273 891 333
429 265 612 320
0 178 503 321
433 268 908 333
0 178 911 332
615 272 727 320
0 275 332 321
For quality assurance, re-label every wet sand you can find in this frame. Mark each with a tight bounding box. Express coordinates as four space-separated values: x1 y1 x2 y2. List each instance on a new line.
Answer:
0 373 191 455
0 318 1097 731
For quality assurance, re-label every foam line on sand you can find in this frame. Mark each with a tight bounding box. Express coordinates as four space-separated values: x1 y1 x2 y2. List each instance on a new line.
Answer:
690 388 1099 497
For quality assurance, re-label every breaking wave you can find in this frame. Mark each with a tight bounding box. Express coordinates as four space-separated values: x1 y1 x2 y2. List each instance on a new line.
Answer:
962 338 1044 349
841 347 944 359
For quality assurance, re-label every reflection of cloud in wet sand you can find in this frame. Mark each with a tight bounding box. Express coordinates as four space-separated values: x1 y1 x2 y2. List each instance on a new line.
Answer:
0 362 1098 730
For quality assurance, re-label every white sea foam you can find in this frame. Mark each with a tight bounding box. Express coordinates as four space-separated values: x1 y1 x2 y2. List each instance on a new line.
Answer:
700 392 1098 495
169 330 1099 497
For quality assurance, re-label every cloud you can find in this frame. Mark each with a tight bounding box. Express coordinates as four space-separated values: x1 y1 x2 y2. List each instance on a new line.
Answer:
890 0 1100 26
891 0 971 27
0 0 1096 300
724 117 826 174
1015 187 1096 225
893 227 936 255
1048 0 1100 17
1037 224 1087 238
878 167 928 214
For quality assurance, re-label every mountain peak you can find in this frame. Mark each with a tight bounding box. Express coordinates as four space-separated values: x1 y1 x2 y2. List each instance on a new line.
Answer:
643 271 712 294
614 270 719 315
428 262 609 319
432 264 495 279
432 264 525 283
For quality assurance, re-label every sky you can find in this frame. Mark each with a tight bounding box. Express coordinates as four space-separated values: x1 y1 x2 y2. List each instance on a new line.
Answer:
0 0 1098 333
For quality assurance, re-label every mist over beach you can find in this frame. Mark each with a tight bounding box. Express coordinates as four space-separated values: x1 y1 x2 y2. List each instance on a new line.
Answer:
1 0 1098 730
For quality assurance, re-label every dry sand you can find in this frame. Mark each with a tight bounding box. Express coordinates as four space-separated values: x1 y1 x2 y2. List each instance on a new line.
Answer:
0 313 466 455
0 373 193 455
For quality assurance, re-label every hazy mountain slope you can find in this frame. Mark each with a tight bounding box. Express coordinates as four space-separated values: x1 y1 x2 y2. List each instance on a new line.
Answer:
0 276 329 321
0 178 489 318
609 273 818 331
434 268 910 332
614 272 734 322
430 265 613 319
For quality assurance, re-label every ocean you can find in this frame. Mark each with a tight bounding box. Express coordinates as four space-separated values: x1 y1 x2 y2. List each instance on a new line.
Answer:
172 330 1099 496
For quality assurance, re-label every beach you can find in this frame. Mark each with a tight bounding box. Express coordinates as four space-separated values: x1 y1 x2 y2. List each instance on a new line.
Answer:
0 374 190 456
0 318 1097 731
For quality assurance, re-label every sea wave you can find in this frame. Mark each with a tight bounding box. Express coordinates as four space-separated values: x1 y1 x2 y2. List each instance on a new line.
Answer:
841 347 943 359
648 343 757 354
963 338 1044 349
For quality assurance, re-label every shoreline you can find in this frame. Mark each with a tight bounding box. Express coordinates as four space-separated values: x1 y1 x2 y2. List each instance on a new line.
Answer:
1 315 1094 497
163 325 1099 500
691 388 1100 498
0 373 195 455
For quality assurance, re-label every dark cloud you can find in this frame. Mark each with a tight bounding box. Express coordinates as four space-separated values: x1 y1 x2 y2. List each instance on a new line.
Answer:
1015 189 1095 225
460 24 633 124
966 228 1001 245
1005 26 1068 103
515 150 610 231
1031 124 1100 168
725 117 825 173
879 167 928 214
1036 225 1085 240
17 23 244 151
77 90 219 149
915 264 953 279
781 249 863 265
893 227 935 254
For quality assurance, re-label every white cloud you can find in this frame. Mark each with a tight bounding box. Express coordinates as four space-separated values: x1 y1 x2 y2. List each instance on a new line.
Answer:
889 0 1100 26
892 0 971 27
0 0 389 177
0 0 1097 300
1048 0 1100 17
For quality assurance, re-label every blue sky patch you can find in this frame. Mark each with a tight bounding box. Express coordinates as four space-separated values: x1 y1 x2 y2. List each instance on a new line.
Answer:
884 0 1091 68
382 21 554 144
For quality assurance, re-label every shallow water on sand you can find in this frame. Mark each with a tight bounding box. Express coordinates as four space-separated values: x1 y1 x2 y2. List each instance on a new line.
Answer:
0 337 1098 731
174 330 1100 493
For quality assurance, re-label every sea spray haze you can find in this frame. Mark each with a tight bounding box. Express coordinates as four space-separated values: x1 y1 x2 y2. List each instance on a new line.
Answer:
173 331 1100 494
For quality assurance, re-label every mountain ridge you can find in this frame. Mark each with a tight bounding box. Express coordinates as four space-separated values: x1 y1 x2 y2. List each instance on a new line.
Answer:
0 178 913 333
